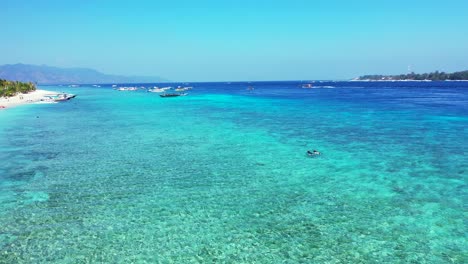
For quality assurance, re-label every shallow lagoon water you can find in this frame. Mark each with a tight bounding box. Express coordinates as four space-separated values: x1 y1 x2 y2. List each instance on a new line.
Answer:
0 82 467 263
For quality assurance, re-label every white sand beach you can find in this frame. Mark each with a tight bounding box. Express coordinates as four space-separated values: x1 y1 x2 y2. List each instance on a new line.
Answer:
0 89 59 109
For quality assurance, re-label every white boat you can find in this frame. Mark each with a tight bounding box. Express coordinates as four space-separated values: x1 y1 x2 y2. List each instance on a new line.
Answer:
175 86 192 92
116 87 138 91
148 88 165 93
41 93 76 102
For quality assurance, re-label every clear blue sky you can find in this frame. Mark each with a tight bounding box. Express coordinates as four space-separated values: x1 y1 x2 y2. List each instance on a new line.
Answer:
3 0 468 81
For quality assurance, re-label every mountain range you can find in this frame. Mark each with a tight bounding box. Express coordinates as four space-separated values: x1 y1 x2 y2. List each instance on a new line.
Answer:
0 64 168 84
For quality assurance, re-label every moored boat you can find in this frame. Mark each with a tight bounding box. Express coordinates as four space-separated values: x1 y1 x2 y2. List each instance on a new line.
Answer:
148 86 172 92
148 88 165 93
116 87 138 91
160 93 180 97
175 86 192 92
43 93 76 102
159 93 187 98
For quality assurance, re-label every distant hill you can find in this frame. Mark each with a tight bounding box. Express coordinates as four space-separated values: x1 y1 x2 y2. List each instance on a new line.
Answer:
0 64 168 84
357 70 468 81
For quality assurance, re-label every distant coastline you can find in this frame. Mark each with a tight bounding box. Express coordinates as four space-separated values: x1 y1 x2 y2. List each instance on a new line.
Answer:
355 70 468 81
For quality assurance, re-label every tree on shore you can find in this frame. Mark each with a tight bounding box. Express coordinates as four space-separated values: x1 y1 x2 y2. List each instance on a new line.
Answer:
0 79 36 98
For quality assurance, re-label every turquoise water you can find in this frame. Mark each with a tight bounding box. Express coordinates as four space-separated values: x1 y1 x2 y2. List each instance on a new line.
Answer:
0 82 467 263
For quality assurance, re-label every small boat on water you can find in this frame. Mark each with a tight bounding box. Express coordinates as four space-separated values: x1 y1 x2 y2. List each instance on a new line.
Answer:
148 86 172 93
302 83 313 88
160 93 187 98
148 88 165 93
116 87 138 91
175 86 192 92
43 93 76 102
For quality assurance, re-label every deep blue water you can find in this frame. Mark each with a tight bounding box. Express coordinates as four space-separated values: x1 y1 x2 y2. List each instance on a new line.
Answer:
0 81 467 263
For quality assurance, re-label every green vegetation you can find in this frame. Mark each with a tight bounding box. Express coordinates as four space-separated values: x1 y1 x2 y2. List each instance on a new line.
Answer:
358 70 468 81
0 79 36 98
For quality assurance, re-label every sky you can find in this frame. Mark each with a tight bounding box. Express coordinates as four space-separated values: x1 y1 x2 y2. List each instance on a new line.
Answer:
2 0 468 81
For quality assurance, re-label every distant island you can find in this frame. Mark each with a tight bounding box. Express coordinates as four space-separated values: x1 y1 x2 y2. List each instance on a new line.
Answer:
0 64 168 85
356 70 468 81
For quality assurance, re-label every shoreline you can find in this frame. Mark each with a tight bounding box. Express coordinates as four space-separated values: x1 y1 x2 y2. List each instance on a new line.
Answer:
0 89 60 109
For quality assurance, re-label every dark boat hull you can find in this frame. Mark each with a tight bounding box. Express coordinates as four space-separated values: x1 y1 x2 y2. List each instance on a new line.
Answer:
160 93 182 98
